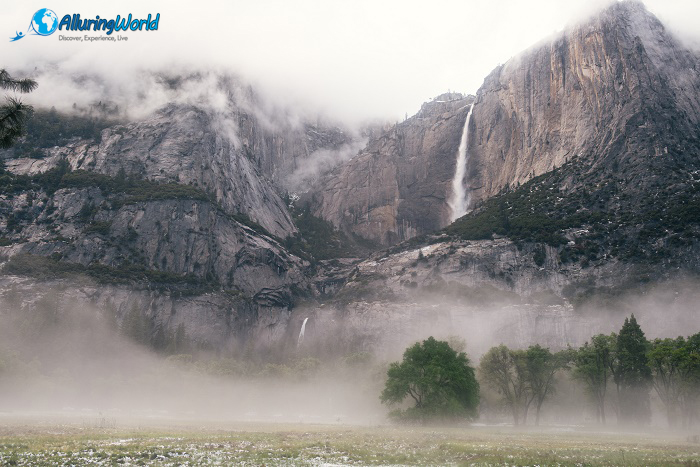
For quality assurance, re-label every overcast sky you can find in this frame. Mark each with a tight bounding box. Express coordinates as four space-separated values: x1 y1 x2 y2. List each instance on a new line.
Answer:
1 0 699 124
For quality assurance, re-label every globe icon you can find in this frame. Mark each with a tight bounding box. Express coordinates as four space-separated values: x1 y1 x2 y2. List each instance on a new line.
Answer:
31 8 58 36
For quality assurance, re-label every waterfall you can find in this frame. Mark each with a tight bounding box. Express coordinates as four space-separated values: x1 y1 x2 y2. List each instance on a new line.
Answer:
448 103 475 222
297 317 309 347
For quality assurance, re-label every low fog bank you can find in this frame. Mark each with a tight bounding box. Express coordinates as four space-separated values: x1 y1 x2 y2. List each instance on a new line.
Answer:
0 290 384 425
293 275 700 362
289 275 700 428
0 274 698 428
1 66 369 192
14 66 355 138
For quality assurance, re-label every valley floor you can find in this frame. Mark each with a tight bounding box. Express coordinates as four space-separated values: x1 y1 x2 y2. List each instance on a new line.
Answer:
0 416 698 465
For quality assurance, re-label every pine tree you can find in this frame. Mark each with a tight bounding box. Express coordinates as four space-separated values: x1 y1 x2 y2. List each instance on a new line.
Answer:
616 314 652 424
0 69 38 148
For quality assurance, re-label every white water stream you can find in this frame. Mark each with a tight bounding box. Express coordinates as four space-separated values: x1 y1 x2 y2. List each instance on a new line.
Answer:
297 317 309 347
448 103 475 222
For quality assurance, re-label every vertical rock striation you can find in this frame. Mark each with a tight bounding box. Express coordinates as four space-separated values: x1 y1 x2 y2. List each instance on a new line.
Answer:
310 93 474 245
468 1 700 203
311 2 700 243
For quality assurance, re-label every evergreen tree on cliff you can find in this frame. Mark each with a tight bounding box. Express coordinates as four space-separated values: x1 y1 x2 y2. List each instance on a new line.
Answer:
0 69 38 148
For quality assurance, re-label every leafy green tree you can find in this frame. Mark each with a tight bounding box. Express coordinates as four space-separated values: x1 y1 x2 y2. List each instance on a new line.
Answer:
678 333 700 427
606 332 623 418
0 69 38 148
616 314 652 425
479 345 529 425
648 337 686 427
380 337 479 423
646 333 700 428
573 334 615 424
524 345 568 425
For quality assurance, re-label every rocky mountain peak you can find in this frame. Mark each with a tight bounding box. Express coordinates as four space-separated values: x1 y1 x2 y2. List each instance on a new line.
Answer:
467 0 700 205
416 93 471 119
308 0 700 246
597 1 660 34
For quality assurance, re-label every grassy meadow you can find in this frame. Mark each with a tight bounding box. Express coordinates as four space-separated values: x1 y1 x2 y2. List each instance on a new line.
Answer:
0 417 699 466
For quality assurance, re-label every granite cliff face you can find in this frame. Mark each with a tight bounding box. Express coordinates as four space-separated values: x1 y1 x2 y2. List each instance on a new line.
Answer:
0 76 356 351
0 172 309 350
2 190 304 300
290 233 700 359
311 1 700 243
467 1 700 204
6 99 354 239
282 2 700 356
309 93 473 245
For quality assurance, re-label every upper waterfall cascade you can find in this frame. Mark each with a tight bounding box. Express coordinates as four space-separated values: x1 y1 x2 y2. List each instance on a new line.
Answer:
448 103 475 223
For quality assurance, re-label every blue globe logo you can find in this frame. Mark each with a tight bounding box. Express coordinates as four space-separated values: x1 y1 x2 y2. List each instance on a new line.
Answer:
31 8 58 36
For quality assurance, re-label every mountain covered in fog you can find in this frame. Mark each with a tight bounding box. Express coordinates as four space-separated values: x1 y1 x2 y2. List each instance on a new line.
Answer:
1 1 700 355
0 77 360 350
310 1 700 245
311 1 700 348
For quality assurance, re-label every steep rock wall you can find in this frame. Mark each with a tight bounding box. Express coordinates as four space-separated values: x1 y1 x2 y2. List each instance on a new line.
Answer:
310 94 473 245
310 2 700 242
468 1 700 203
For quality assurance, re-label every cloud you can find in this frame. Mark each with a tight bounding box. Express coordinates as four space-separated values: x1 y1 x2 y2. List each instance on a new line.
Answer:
1 1 699 125
285 138 367 192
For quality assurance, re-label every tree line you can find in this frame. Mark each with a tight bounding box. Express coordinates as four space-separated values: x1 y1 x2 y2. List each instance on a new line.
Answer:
381 315 700 427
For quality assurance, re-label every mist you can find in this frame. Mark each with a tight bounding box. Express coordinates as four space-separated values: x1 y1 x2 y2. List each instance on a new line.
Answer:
1 271 697 428
286 138 367 191
292 275 700 361
2 1 700 126
287 274 700 428
0 286 385 425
